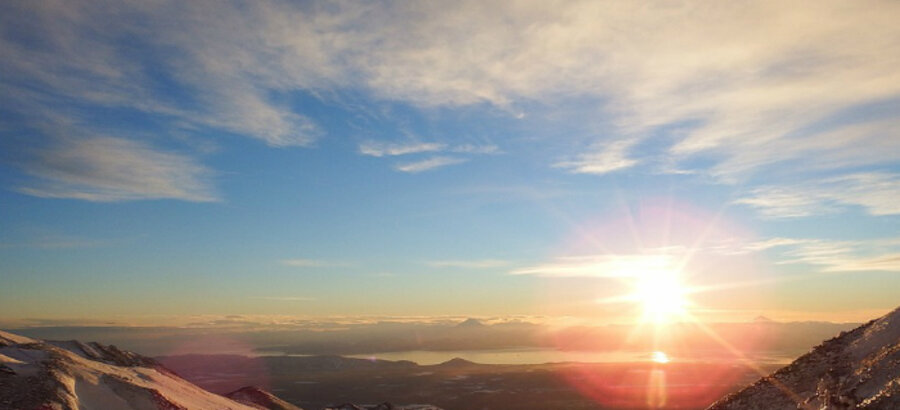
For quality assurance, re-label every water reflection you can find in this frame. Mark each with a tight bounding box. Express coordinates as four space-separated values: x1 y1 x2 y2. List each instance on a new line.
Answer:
647 351 669 408
646 368 667 408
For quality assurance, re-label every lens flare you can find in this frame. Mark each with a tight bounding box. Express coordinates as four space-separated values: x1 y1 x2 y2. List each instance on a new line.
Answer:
545 201 789 408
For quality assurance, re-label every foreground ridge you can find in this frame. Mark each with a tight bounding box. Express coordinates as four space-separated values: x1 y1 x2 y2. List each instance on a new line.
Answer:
0 330 444 410
708 306 900 410
0 330 276 410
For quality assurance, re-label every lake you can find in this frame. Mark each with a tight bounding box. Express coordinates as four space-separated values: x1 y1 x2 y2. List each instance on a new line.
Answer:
266 347 796 366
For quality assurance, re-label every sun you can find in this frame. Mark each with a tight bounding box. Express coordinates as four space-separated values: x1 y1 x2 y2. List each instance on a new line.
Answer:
592 255 695 325
632 270 690 324
651 351 670 364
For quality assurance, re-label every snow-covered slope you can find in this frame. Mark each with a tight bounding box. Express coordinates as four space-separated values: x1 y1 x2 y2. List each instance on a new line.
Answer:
0 330 37 346
322 405 443 410
0 330 272 410
225 386 302 410
708 306 900 410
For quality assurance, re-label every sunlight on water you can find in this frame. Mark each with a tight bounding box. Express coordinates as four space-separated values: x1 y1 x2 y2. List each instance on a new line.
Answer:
268 348 794 366
344 348 647 365
646 369 667 408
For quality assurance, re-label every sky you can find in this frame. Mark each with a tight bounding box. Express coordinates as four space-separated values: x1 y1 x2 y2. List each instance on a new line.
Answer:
1 0 899 326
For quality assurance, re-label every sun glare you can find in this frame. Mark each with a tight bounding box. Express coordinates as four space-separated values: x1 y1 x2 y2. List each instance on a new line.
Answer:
633 270 689 324
651 351 670 364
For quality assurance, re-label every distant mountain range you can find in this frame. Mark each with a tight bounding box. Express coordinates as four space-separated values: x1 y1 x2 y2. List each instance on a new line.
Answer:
3 307 898 410
5 317 860 359
709 306 900 409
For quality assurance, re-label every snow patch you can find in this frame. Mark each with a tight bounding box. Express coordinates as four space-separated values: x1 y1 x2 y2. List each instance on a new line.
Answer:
0 330 38 346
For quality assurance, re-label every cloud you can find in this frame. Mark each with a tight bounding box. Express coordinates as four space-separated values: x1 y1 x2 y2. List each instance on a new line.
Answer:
394 156 467 173
703 118 900 181
205 86 321 147
450 144 500 155
752 237 900 273
735 172 900 218
426 259 509 269
742 238 814 252
359 141 446 157
828 173 900 216
344 1 898 191
254 296 316 302
18 137 218 202
734 188 836 219
3 1 898 202
0 231 106 250
512 237 900 284
280 259 349 268
361 141 498 172
332 0 900 179
511 254 680 278
694 236 900 275
0 2 320 148
554 140 638 175
834 254 900 273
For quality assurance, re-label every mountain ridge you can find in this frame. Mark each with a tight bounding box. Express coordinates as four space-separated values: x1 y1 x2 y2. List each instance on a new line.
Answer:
0 329 262 410
708 306 900 409
224 386 302 410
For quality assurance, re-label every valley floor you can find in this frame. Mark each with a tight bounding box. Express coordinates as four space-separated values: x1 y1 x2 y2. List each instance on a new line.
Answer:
159 354 782 409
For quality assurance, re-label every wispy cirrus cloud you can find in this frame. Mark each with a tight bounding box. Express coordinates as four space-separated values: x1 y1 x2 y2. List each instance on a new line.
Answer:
359 141 446 157
0 2 320 148
449 144 500 155
3 1 899 211
254 296 317 302
554 140 638 175
18 137 218 202
359 141 498 172
280 259 351 268
734 188 837 219
0 229 108 250
511 237 900 285
426 259 509 269
511 254 680 278
394 156 467 173
773 239 900 273
6 1 898 149
727 236 900 274
836 254 900 273
741 238 814 253
735 172 900 218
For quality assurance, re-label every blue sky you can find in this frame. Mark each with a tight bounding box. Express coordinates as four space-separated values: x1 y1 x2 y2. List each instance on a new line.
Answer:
1 1 899 325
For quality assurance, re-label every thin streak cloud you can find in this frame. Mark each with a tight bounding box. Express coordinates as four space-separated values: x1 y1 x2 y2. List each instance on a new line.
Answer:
281 259 351 268
4 1 898 205
755 237 900 273
359 141 447 157
18 137 218 202
394 156 467 173
427 259 510 269
255 296 317 302
554 140 638 175
735 173 900 218
511 254 680 278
